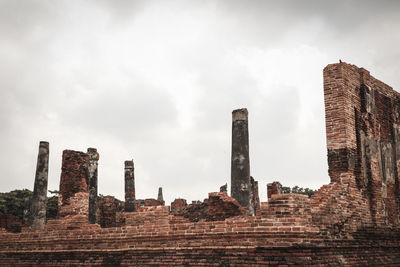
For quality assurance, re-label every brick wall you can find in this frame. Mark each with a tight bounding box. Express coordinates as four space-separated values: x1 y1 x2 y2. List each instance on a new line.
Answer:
0 62 400 265
97 196 117 228
0 193 399 265
0 214 23 233
324 62 400 226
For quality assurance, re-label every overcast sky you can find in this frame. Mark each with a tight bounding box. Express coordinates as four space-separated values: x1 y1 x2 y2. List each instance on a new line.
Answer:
1 0 400 205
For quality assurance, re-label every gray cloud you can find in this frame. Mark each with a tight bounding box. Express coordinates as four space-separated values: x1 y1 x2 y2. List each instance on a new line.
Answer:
0 0 399 205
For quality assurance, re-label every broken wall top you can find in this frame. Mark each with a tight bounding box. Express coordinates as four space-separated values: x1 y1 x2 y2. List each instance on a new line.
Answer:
324 62 400 152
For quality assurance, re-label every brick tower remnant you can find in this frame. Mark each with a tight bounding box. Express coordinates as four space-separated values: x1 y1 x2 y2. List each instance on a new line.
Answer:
157 187 163 202
267 181 282 201
87 148 99 224
29 141 49 228
58 150 90 218
231 108 254 215
124 160 136 212
323 62 400 225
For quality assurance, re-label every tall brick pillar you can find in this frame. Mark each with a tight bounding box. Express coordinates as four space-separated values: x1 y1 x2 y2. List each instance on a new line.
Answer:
29 141 49 228
58 150 90 218
124 160 136 212
323 62 400 225
87 148 99 224
231 108 254 215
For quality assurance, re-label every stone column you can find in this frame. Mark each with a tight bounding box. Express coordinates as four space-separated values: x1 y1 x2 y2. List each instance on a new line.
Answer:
124 160 136 212
58 150 90 218
29 141 49 228
231 108 254 215
87 148 99 224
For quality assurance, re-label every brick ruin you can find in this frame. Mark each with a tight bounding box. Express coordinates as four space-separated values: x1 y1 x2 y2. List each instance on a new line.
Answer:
0 62 400 266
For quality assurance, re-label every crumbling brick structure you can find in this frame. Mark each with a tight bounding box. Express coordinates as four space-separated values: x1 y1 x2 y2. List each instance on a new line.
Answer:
267 181 282 200
170 198 187 212
0 62 400 266
171 192 247 222
97 196 117 228
324 62 400 226
58 150 90 218
135 198 164 210
0 214 23 233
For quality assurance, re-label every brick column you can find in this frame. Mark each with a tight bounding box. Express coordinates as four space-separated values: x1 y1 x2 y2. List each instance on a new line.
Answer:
124 160 136 212
29 141 49 228
87 148 99 224
231 108 254 215
58 150 89 218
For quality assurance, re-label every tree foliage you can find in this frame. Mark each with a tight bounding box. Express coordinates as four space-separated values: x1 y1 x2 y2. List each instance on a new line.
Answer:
0 189 32 219
0 189 59 220
46 190 58 219
281 185 316 197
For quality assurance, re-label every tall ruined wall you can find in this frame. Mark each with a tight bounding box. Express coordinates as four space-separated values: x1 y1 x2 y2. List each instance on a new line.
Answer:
324 62 400 226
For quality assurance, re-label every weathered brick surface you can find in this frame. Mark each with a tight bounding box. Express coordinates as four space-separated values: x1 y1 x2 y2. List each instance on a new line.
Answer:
324 62 400 226
1 62 400 265
58 150 90 218
172 192 247 222
207 192 247 221
136 198 164 209
171 198 187 212
0 214 23 233
267 181 282 200
97 196 117 228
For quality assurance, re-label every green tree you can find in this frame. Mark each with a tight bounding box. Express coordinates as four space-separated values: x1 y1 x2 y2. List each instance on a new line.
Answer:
0 189 60 220
281 186 291 194
0 189 32 219
46 190 58 219
282 185 316 197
